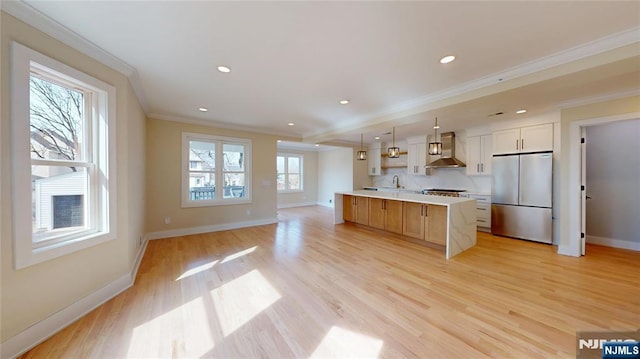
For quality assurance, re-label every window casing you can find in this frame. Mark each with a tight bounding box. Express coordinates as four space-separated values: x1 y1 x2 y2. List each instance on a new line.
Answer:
11 42 117 269
277 154 303 192
182 133 252 207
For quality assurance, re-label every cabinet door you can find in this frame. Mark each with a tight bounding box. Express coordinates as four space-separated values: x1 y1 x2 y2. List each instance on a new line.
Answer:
520 123 553 152
402 202 424 239
355 197 369 225
466 136 482 175
368 198 385 230
426 205 447 246
385 200 404 234
343 195 355 222
407 143 417 174
368 148 382 176
480 135 492 174
493 128 520 155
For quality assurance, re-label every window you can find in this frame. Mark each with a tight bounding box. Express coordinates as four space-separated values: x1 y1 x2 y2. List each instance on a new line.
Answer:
11 42 116 269
277 154 303 191
182 133 252 207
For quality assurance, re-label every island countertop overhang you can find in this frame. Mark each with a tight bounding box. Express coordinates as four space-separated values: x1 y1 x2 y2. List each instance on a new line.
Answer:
337 190 476 207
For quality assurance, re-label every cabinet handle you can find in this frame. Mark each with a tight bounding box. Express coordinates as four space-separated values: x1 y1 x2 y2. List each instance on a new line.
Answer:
478 207 486 211
478 219 486 223
481 163 484 172
516 139 519 150
420 205 424 216
521 139 524 150
383 200 386 210
425 205 428 217
477 164 479 172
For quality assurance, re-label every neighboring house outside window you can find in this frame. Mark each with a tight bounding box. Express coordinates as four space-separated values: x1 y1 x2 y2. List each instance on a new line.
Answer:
277 154 303 192
182 132 252 207
11 42 117 269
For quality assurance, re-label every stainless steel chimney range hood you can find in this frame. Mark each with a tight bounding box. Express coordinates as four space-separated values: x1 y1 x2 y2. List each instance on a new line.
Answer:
425 132 466 168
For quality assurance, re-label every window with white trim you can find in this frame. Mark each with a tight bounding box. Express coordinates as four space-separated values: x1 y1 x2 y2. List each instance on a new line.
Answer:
182 133 252 207
11 42 117 269
277 154 303 191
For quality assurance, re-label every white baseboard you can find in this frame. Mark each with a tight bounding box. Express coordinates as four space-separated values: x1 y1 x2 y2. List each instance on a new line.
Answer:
557 244 581 257
2 235 150 359
2 273 134 359
277 201 317 209
316 201 334 208
146 217 278 241
586 235 640 251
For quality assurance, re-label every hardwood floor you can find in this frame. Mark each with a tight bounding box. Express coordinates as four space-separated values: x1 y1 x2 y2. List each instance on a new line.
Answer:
20 206 640 358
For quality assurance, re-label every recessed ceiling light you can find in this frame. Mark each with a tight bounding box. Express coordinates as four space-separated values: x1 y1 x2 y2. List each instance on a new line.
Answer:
288 122 295 126
440 55 456 64
315 144 320 147
217 66 231 73
374 136 380 140
277 140 282 143
516 109 527 114
198 107 208 112
339 99 350 105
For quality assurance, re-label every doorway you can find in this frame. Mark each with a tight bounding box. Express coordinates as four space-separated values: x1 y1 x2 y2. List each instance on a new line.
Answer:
569 112 640 255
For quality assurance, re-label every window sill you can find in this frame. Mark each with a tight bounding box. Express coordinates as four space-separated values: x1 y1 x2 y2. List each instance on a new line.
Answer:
181 197 253 208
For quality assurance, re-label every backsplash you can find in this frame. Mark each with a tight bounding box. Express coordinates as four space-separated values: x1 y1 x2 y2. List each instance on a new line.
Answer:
369 167 491 194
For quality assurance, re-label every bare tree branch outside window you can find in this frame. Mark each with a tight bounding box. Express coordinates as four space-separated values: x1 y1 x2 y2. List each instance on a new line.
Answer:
29 75 83 171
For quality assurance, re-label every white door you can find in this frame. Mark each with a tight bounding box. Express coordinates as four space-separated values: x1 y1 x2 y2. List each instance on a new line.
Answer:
580 127 586 256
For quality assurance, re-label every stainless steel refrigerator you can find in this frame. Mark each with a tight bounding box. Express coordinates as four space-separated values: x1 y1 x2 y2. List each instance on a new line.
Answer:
491 151 553 243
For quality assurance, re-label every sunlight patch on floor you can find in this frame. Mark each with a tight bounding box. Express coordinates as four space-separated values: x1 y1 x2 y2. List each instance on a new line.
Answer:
220 245 257 264
211 269 281 336
127 297 214 358
176 259 219 281
310 326 384 359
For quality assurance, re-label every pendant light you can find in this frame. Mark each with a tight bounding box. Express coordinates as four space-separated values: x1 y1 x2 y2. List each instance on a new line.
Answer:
387 127 400 158
356 133 367 160
428 117 442 155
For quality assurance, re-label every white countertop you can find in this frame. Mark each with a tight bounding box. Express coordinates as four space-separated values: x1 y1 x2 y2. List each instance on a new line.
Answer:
339 190 476 206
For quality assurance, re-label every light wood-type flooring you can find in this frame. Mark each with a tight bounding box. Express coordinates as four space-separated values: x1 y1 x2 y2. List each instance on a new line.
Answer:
20 206 640 358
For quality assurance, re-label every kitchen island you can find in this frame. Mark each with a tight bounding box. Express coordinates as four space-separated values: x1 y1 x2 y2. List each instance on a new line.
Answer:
334 191 477 259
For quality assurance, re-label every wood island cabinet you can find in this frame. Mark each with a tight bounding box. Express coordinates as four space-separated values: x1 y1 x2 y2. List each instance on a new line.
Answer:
343 194 369 225
402 202 447 245
369 198 403 234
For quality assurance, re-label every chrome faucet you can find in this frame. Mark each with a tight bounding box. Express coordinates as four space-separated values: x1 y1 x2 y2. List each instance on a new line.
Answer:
392 175 399 188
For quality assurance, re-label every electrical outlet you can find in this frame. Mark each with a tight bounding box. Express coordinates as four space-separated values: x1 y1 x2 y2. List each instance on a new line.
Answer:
164 216 171 225
329 199 332 204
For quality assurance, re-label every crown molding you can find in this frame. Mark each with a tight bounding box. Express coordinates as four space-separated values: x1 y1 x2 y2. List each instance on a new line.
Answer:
149 112 303 140
305 26 640 140
1 0 150 113
556 88 640 110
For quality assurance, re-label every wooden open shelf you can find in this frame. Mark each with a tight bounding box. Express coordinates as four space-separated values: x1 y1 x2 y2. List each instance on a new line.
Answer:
381 151 408 158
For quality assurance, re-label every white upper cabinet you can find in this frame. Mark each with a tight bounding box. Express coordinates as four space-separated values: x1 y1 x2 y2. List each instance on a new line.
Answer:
466 134 492 175
367 143 382 176
407 136 427 175
493 123 553 154
520 123 554 152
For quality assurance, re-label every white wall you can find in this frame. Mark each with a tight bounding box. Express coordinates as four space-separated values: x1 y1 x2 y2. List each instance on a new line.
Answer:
1 12 146 347
585 118 640 248
317 147 354 207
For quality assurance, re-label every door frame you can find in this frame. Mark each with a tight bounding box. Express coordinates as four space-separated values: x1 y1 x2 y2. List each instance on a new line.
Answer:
568 112 640 256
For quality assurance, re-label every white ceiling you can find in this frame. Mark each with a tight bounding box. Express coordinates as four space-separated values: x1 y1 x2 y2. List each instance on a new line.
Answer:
7 1 640 146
